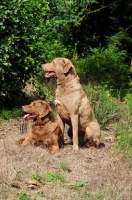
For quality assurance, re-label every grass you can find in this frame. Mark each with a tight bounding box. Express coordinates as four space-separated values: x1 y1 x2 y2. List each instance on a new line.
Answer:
31 172 44 183
59 163 70 171
0 84 132 161
70 180 85 189
46 172 66 184
0 84 132 200
0 108 22 120
115 124 132 160
16 191 45 200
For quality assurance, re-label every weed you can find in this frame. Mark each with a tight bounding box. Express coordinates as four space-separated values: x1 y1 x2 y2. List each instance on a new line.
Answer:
80 188 92 199
115 124 132 159
0 108 22 120
16 193 30 200
46 172 66 183
59 163 69 171
83 85 120 129
33 191 45 200
31 173 45 184
71 180 85 189
80 188 103 200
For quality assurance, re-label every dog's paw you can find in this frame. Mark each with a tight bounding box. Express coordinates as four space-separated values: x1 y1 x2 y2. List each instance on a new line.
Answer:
72 146 79 154
49 145 59 154
16 138 25 145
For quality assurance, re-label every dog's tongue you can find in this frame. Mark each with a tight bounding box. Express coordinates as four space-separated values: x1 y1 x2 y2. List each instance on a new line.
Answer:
45 71 56 78
23 114 36 119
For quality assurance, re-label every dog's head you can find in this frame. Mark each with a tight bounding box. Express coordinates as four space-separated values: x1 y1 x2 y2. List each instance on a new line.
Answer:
42 57 76 78
22 100 51 119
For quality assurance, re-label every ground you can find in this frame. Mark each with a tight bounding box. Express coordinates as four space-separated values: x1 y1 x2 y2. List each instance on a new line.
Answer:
0 118 132 200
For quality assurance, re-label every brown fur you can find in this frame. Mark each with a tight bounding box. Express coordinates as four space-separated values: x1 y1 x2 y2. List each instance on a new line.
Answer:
17 100 63 154
42 58 101 151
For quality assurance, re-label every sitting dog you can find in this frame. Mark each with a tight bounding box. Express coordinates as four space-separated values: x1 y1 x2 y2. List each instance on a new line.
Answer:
17 100 63 154
42 57 101 151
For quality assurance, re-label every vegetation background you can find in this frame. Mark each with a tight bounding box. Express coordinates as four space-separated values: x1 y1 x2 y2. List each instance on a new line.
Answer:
0 0 132 156
0 0 132 106
0 1 132 199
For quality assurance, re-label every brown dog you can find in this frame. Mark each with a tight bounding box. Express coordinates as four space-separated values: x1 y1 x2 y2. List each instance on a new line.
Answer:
17 100 63 154
42 58 101 151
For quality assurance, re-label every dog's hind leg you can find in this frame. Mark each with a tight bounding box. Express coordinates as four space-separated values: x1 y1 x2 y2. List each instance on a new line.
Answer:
85 122 101 148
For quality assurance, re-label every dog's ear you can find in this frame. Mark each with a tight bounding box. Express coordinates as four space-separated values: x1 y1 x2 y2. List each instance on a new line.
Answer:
39 103 50 118
63 58 73 73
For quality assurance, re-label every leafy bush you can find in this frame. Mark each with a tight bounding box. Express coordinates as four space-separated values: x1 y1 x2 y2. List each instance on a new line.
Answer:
0 108 22 120
0 0 69 109
83 85 120 129
73 45 131 99
0 0 48 107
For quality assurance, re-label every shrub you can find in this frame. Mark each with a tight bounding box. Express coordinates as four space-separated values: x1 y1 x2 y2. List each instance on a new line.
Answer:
83 85 120 129
0 0 69 109
73 45 131 99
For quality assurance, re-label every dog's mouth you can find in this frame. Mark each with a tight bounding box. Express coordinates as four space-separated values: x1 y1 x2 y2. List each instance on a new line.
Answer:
23 113 37 119
45 71 56 78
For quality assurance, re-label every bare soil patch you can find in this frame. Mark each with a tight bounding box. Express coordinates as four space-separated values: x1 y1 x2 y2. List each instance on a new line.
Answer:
0 118 131 200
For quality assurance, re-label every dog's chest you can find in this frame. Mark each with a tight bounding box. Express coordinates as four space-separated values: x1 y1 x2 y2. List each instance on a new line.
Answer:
54 99 70 121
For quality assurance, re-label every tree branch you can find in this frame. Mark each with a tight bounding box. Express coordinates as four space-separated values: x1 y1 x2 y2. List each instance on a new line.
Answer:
79 1 118 22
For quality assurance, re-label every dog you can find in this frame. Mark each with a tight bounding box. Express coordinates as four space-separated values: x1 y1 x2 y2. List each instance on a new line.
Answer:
42 58 101 151
17 100 63 154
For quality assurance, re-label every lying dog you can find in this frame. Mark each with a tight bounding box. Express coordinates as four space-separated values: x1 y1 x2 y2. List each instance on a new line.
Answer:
42 58 101 151
17 100 63 154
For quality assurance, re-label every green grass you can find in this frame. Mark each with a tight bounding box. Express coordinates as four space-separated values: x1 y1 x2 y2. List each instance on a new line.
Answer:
70 180 85 189
83 85 120 129
59 163 70 171
0 108 22 120
46 172 66 183
16 193 30 200
31 172 45 185
115 124 132 160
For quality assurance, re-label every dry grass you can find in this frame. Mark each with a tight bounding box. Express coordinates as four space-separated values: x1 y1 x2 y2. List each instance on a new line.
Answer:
0 119 132 200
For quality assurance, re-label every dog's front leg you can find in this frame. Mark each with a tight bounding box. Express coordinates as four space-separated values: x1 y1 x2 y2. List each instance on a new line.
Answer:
21 129 33 146
71 114 79 151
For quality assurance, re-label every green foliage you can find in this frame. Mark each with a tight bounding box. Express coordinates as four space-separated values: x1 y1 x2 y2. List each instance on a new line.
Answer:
115 124 132 160
16 193 30 200
29 73 55 102
0 108 22 120
74 45 131 99
33 191 45 200
83 85 120 129
46 172 66 183
0 0 69 109
71 180 85 189
80 188 103 200
16 191 45 200
124 93 132 114
31 173 45 184
0 0 49 108
0 0 132 108
107 30 132 54
59 163 70 171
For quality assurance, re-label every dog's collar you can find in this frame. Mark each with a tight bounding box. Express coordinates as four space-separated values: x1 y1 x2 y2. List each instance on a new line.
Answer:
33 112 51 126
